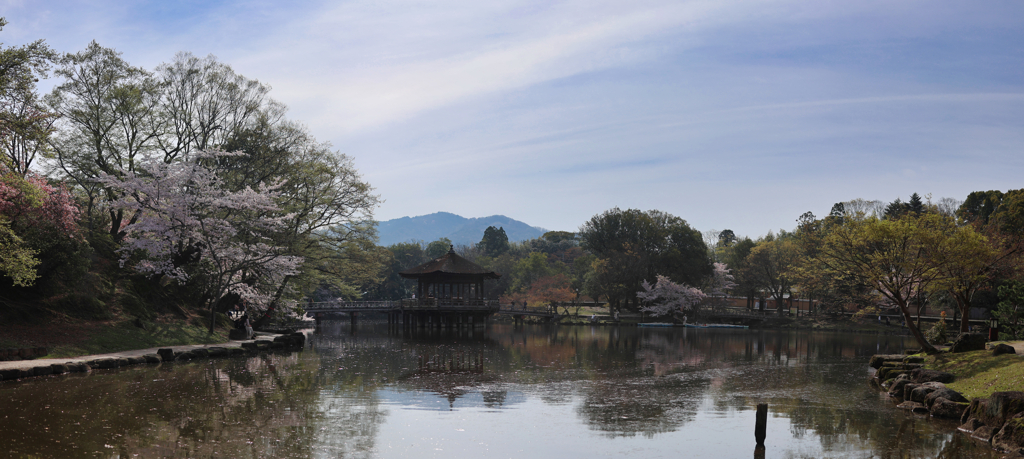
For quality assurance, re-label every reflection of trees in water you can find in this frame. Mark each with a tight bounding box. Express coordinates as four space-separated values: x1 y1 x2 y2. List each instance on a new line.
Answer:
576 372 709 438
5 322 977 457
0 350 387 458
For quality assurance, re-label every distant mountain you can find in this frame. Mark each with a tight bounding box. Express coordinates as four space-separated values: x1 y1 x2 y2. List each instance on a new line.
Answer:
376 212 547 246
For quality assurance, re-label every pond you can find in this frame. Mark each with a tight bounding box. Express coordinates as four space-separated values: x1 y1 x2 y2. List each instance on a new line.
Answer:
0 322 997 458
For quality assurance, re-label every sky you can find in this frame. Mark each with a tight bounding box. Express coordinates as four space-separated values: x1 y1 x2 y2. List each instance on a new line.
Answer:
3 0 1023 239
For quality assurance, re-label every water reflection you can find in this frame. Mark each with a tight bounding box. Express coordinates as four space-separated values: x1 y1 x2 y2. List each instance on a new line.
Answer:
0 322 999 458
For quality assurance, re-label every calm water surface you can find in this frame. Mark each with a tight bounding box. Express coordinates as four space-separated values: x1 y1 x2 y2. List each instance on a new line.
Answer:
0 322 997 458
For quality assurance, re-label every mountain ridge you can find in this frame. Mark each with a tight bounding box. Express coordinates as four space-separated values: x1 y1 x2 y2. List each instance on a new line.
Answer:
376 212 548 246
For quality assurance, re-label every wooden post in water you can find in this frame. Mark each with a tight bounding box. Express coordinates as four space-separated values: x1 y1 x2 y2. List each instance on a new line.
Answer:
755 403 767 445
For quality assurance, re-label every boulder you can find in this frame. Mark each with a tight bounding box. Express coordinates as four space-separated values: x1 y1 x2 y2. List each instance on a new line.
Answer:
0 368 22 380
191 348 209 359
911 368 955 384
157 348 175 362
974 425 998 442
32 365 53 376
50 364 69 375
889 376 913 399
207 347 228 357
66 362 89 372
903 356 925 364
931 398 970 419
909 382 948 404
994 343 1017 356
924 386 969 408
960 392 1024 444
951 333 987 353
115 358 129 368
143 354 161 364
94 359 117 369
993 413 1024 454
127 357 146 365
897 401 929 414
981 392 1024 429
228 328 249 340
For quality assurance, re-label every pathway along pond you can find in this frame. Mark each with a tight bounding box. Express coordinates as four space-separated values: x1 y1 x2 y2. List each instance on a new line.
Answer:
0 322 1000 458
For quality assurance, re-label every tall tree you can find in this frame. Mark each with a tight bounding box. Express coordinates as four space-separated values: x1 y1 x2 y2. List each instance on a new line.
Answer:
100 150 302 332
0 22 56 176
746 236 801 315
929 221 1002 332
814 215 944 353
478 225 509 257
46 41 162 239
579 208 710 312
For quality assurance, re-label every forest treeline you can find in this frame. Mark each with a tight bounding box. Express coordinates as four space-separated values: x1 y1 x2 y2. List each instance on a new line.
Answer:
2 22 1023 354
370 192 1024 354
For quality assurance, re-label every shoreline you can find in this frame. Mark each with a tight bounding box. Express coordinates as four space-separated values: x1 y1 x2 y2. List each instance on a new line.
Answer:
0 331 309 382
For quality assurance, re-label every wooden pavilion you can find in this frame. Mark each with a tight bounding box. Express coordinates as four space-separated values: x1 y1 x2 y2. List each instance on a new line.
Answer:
397 246 501 328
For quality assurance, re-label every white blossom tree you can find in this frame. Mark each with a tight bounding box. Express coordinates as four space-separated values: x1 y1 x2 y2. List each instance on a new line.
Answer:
100 150 302 332
636 275 706 317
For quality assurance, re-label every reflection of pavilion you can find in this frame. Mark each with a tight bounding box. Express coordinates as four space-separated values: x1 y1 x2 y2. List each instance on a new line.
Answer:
398 246 501 329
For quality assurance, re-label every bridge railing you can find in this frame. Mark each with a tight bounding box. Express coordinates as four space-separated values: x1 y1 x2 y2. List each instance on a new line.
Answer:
306 300 399 311
497 304 559 315
306 299 501 311
401 298 500 309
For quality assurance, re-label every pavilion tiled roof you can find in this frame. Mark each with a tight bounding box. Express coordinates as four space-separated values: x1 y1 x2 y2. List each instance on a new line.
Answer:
399 247 501 279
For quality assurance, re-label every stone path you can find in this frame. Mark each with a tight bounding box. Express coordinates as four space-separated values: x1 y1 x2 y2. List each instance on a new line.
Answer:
0 333 275 372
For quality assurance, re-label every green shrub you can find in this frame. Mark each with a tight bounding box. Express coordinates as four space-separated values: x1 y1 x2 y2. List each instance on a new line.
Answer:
926 320 948 345
51 293 111 320
119 294 153 320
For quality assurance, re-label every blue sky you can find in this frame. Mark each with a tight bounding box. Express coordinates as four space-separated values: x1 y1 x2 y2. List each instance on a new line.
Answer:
3 0 1022 239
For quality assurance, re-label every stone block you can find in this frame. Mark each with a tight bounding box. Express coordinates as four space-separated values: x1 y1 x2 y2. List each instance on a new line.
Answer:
32 365 53 376
192 348 209 359
127 357 146 365
228 328 249 340
870 354 905 369
911 368 955 384
207 347 228 357
0 368 22 380
931 398 970 419
50 364 69 375
143 354 161 364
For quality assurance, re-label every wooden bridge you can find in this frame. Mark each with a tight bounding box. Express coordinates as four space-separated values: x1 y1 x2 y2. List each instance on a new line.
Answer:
305 300 562 326
305 298 503 329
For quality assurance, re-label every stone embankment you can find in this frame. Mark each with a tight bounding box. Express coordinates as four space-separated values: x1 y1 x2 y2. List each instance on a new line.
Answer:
871 333 1024 457
0 332 306 383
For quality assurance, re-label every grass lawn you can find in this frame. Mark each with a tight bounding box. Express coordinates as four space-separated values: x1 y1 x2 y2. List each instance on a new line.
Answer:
925 347 1024 399
39 321 229 358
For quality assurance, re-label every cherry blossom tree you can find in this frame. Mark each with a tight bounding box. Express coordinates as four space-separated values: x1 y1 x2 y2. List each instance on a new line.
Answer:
100 150 302 332
636 275 706 317
0 169 81 286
